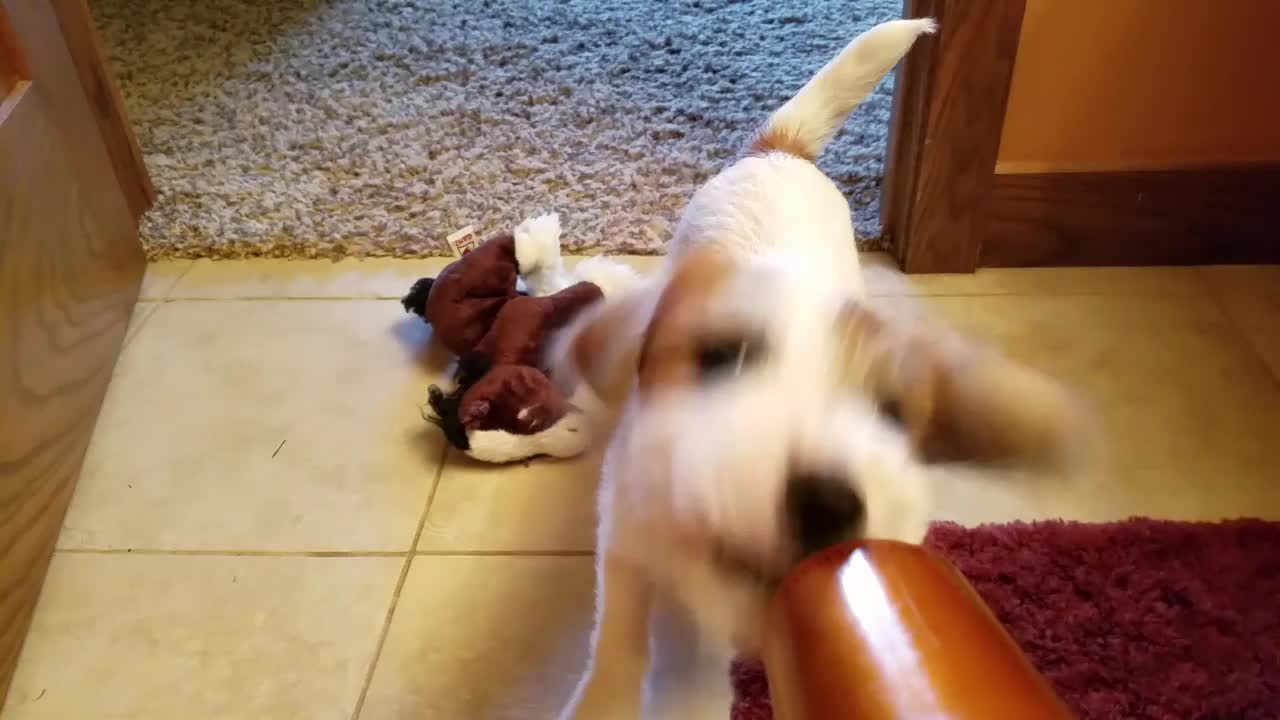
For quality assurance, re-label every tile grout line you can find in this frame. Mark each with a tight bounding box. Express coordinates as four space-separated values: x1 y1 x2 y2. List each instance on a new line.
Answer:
414 549 595 557
120 302 163 350
1196 267 1280 393
347 443 451 720
53 547 595 557
145 260 199 304
871 290 1211 299
140 290 1203 303
122 261 200 348
55 548 407 557
163 260 200 300
149 295 413 302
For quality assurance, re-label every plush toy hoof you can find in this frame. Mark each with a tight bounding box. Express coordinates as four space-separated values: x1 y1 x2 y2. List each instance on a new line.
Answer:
462 410 593 464
401 277 435 317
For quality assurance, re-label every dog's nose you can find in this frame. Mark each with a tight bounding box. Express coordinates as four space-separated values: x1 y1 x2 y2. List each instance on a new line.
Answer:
785 473 865 557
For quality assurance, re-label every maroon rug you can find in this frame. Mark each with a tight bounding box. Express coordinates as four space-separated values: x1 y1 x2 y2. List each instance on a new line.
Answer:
732 518 1280 720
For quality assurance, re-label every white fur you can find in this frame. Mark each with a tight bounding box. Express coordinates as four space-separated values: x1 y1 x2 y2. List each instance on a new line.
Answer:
465 409 591 463
558 19 939 719
556 12 1090 705
514 211 576 297
761 18 936 159
573 255 644 299
514 211 645 299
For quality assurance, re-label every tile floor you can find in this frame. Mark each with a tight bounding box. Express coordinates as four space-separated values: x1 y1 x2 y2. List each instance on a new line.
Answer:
3 256 1279 719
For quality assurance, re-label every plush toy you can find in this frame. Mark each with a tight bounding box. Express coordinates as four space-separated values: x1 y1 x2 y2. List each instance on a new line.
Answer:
402 213 640 463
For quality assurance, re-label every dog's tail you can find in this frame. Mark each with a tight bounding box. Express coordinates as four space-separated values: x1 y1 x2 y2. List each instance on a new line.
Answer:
750 18 936 161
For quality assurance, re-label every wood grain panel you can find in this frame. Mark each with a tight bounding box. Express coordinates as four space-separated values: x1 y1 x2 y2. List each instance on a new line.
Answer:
51 0 154 223
0 0 144 703
880 0 937 268
892 0 1027 274
6 0 147 234
980 168 1280 267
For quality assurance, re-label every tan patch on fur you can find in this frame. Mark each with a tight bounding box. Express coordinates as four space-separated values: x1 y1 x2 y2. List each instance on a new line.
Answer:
564 289 652 407
838 302 943 450
637 250 736 391
837 301 1082 468
748 125 817 162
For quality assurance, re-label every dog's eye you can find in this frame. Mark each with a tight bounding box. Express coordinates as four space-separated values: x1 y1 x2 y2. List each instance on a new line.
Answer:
696 338 758 379
877 396 905 426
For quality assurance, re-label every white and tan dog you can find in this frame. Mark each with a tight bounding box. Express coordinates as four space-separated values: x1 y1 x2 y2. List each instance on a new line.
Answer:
549 17 1093 719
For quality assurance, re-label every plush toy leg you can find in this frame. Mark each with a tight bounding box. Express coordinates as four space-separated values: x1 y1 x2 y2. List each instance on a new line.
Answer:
463 409 592 463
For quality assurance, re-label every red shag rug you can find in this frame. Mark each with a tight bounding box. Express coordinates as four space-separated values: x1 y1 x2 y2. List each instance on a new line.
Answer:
732 518 1280 720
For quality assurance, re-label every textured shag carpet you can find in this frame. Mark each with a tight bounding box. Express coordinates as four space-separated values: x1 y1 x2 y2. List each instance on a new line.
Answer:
732 518 1280 720
92 0 902 260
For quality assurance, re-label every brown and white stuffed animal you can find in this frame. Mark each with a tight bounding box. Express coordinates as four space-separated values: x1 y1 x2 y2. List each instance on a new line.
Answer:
402 213 638 463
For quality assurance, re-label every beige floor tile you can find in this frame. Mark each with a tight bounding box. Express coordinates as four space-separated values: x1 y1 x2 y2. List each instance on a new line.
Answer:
418 450 600 553
164 254 1209 301
61 300 452 551
1202 265 1280 379
923 293 1280 525
358 555 593 720
168 255 664 300
169 257 453 299
138 260 195 300
2 554 400 720
1201 264 1280 296
860 252 1206 297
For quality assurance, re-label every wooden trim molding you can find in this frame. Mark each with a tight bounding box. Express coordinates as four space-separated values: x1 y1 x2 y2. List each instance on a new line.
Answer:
980 167 1280 267
880 0 935 271
1 6 30 95
884 0 1026 274
51 0 153 224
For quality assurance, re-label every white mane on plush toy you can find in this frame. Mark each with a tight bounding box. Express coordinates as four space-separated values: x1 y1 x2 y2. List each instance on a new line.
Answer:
515 212 644 299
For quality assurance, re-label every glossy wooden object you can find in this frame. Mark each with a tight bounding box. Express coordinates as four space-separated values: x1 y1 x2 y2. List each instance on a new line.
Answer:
763 540 1074 720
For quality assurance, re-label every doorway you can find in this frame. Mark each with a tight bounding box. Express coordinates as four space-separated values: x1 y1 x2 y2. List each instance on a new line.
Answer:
883 0 1280 273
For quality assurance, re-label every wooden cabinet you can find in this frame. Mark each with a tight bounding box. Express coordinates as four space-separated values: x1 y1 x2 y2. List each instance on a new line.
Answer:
0 0 149 701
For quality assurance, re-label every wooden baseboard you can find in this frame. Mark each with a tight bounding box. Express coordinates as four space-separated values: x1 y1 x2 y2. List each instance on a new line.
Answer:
980 167 1280 267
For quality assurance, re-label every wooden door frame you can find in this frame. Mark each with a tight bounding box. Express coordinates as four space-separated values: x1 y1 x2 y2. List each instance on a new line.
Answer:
883 0 1280 273
882 0 1026 274
50 0 154 224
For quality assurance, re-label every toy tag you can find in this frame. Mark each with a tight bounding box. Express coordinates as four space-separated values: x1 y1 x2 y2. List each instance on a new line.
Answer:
446 225 479 257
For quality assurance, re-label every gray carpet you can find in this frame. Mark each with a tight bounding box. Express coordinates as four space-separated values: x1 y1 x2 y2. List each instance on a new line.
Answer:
94 0 901 259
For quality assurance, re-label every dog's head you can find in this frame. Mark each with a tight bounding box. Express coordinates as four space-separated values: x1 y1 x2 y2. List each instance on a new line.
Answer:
550 249 1093 621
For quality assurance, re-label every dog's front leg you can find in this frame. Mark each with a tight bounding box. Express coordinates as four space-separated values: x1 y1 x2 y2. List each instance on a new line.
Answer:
559 549 653 720
642 595 736 720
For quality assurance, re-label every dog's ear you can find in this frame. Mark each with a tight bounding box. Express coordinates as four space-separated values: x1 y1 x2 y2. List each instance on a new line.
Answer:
548 249 737 409
843 303 1097 473
545 278 661 410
